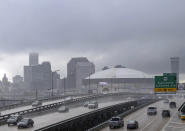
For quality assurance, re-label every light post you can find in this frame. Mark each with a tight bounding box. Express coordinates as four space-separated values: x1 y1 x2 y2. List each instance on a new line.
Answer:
51 70 60 97
88 73 90 94
63 77 66 96
111 78 113 93
35 87 38 100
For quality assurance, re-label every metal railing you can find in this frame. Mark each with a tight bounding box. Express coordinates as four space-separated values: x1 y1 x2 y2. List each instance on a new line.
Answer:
35 99 157 131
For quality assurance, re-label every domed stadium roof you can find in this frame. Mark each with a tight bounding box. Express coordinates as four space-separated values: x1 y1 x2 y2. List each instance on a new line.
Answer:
86 67 153 79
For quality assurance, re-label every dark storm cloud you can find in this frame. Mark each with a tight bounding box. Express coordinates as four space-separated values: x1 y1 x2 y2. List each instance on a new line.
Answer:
0 0 185 74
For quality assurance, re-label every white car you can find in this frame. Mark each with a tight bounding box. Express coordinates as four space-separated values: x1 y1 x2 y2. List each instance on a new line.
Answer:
32 100 42 107
58 106 69 113
109 117 124 129
64 96 73 101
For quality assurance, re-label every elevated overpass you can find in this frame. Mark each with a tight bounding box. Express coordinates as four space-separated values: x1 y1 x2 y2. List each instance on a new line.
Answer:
3 92 184 131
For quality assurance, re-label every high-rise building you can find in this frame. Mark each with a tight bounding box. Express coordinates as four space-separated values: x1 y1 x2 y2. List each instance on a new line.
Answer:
24 61 52 90
2 74 10 88
13 75 23 84
67 57 95 89
170 57 180 83
29 52 39 66
12 75 24 88
52 71 60 90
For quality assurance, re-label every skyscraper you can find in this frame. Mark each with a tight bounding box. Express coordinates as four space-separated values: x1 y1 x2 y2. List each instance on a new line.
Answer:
170 57 180 83
67 57 95 89
24 61 52 90
29 52 39 66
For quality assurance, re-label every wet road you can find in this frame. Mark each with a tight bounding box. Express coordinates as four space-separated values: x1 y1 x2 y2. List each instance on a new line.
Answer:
162 98 185 131
101 97 184 131
0 96 82 115
0 99 131 131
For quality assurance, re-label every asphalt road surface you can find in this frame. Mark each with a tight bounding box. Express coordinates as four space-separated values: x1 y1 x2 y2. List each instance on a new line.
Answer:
101 96 184 131
0 99 131 131
0 96 81 115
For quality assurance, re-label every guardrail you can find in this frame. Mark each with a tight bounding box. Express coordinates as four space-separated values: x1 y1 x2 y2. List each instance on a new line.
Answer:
0 92 153 111
35 99 157 131
88 99 158 131
0 93 91 111
0 92 132 125
0 92 152 111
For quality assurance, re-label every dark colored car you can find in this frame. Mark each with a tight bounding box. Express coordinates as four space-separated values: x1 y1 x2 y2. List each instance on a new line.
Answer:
163 99 169 104
162 110 170 117
88 101 98 109
84 101 90 107
109 117 124 129
147 107 157 115
169 102 176 108
17 118 34 129
127 120 139 129
7 115 23 126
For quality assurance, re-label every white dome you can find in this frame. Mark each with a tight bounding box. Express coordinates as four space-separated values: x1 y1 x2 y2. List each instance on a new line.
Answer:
86 68 153 79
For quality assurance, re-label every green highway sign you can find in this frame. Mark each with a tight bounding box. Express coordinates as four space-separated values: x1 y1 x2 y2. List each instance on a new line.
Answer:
155 73 177 93
163 73 176 77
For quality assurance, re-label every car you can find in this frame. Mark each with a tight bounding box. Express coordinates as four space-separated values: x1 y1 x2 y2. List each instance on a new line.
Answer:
147 107 157 115
127 120 139 129
58 106 69 113
162 110 170 117
17 118 34 129
141 96 145 99
163 99 169 104
64 96 73 101
109 117 124 129
7 114 23 126
88 101 98 109
169 102 176 108
84 101 90 107
32 100 42 107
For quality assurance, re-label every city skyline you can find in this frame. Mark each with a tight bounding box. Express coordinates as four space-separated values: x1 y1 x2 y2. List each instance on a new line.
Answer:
0 52 185 83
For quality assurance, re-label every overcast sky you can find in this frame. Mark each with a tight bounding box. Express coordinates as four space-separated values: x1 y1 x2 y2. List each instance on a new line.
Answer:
0 0 185 81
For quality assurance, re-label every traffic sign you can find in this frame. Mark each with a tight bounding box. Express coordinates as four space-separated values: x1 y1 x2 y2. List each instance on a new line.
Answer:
155 73 177 93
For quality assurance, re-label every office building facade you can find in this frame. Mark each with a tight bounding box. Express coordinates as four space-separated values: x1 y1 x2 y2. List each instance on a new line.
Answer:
67 57 95 89
24 61 52 90
29 52 39 66
170 57 180 83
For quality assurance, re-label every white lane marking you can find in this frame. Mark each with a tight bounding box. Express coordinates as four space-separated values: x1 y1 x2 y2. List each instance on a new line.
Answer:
169 122 185 125
168 125 185 129
140 116 158 131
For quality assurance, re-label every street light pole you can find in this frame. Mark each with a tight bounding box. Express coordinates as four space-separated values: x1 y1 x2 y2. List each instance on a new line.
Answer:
64 77 66 96
88 73 91 94
36 87 38 100
51 72 53 97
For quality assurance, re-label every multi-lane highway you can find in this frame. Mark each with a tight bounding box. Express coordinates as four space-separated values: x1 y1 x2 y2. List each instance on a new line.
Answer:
101 96 184 131
0 98 133 131
1 93 185 131
0 96 83 115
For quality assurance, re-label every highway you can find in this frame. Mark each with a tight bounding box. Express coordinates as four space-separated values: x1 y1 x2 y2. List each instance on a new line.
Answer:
101 96 184 131
0 96 82 115
0 98 133 130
